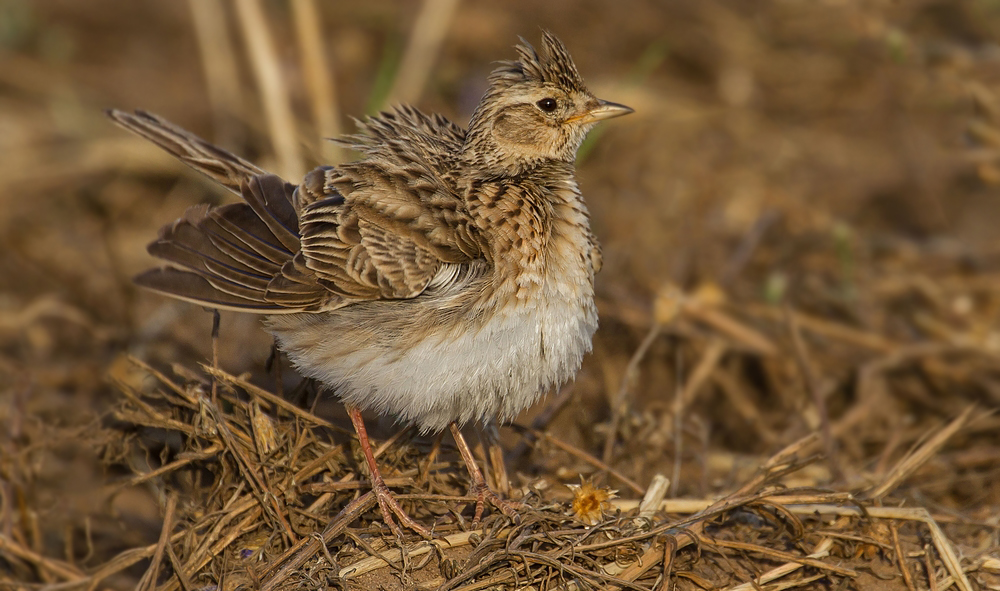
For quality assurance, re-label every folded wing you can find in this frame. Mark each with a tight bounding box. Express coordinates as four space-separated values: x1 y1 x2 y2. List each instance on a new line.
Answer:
109 109 483 314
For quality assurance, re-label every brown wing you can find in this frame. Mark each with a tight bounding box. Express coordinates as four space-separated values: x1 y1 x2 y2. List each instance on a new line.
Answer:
110 109 484 313
294 161 483 301
134 174 336 313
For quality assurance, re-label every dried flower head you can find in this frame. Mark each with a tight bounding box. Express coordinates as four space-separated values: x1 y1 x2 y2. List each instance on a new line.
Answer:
567 477 617 525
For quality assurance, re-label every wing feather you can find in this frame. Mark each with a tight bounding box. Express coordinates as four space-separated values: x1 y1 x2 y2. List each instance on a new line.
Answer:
111 108 487 313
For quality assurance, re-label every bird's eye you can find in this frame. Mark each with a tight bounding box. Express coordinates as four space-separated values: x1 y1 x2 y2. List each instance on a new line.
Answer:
536 98 558 112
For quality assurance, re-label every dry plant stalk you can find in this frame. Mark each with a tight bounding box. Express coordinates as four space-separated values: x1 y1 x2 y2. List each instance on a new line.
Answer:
187 0 244 145
6 347 994 591
233 0 304 179
290 0 343 163
386 0 462 106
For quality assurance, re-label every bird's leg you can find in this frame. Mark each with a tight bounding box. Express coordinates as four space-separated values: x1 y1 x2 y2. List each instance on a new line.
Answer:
210 309 220 403
449 422 521 525
347 406 431 538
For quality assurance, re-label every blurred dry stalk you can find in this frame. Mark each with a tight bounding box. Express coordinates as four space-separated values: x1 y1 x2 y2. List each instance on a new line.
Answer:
385 0 461 107
233 0 304 179
187 0 346 165
187 0 244 147
290 0 344 163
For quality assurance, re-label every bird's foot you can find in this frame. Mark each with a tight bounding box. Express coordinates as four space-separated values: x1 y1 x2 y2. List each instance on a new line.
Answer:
449 422 523 527
372 478 432 539
469 479 522 526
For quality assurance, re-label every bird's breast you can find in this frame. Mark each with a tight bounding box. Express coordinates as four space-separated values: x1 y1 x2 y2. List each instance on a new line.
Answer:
268 181 600 432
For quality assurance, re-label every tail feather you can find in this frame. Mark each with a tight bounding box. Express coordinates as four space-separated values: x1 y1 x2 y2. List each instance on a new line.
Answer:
150 205 281 282
135 181 313 313
109 109 325 313
135 268 289 311
143 203 280 303
146 234 273 292
197 212 287 275
203 204 294 267
107 109 265 194
241 175 301 251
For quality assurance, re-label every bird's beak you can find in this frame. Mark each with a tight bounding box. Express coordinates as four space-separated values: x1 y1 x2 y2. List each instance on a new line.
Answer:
567 99 634 124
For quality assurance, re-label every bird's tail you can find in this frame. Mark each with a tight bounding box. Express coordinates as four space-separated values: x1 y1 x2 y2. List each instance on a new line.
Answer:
107 109 267 194
108 109 310 313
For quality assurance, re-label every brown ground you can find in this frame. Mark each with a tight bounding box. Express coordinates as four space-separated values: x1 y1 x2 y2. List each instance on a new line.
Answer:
2 1 1000 590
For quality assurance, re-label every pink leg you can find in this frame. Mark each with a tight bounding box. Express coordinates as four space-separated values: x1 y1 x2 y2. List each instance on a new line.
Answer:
449 423 521 525
348 406 431 538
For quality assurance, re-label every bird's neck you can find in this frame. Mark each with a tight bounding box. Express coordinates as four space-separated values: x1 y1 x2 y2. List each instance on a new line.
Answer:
459 108 566 179
458 138 532 179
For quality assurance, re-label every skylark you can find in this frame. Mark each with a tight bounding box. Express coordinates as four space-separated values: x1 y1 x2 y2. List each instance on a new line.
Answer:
109 32 632 537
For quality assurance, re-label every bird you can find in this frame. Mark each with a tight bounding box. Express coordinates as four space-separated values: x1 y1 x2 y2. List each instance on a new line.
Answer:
109 31 632 538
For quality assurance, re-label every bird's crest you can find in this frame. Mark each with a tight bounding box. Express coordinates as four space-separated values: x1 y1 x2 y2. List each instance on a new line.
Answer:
489 31 589 93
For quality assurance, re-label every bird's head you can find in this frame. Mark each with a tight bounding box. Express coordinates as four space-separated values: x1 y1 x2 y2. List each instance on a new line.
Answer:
463 32 633 176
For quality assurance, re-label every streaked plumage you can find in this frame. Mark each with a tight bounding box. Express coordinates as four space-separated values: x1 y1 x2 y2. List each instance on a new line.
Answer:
110 32 631 533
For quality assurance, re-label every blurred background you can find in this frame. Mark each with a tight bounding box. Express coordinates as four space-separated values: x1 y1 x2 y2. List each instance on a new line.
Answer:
2 0 1000 583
